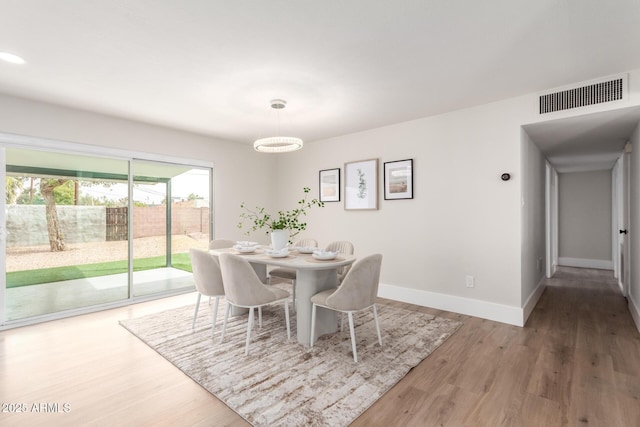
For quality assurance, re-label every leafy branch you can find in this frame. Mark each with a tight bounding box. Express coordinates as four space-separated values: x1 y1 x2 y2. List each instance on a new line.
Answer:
357 168 367 199
237 187 324 240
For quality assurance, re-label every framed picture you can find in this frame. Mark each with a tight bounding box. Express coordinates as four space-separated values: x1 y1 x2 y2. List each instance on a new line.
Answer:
384 159 413 200
344 158 378 210
319 168 341 202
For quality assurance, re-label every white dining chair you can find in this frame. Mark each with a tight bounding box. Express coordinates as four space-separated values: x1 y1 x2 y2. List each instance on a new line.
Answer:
205 240 235 304
325 240 355 283
189 248 225 338
209 239 235 249
268 238 318 308
219 253 291 355
310 254 382 362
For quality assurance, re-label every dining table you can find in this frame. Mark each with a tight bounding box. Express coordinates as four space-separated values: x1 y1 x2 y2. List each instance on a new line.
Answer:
209 247 357 345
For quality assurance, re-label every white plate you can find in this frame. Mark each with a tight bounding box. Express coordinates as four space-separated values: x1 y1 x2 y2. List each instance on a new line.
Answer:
296 246 317 254
312 251 338 260
234 245 258 253
264 249 289 258
268 252 289 258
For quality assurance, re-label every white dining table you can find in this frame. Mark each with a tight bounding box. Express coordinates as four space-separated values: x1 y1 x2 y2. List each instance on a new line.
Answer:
209 247 357 345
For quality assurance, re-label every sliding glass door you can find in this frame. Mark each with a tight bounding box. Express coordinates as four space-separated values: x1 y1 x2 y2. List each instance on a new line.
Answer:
3 147 130 321
1 141 213 326
131 160 210 297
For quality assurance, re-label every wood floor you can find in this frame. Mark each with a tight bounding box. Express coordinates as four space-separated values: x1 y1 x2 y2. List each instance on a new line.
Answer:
1 266 639 426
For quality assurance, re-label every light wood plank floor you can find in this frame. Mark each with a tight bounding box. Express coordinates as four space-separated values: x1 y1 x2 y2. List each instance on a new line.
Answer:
1 266 639 426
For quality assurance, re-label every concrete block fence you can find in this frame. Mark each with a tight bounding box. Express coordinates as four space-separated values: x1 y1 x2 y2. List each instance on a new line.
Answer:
5 205 210 248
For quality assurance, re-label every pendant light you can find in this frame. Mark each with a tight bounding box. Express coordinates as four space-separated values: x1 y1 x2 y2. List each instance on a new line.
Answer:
253 99 303 153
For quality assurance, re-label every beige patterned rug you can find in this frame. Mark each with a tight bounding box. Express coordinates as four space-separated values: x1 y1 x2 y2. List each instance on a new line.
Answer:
120 299 462 426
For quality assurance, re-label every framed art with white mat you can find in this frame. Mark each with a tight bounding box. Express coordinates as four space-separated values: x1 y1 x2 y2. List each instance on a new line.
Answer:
319 168 340 202
344 158 378 210
384 158 413 200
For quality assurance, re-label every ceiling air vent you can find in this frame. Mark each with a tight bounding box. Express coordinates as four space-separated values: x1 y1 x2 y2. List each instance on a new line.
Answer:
539 75 626 114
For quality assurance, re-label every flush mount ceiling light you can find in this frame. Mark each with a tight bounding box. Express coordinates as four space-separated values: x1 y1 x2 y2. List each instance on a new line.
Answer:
0 52 26 64
253 99 303 153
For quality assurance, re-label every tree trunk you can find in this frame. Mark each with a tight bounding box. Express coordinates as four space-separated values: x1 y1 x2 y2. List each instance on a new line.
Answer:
40 179 68 252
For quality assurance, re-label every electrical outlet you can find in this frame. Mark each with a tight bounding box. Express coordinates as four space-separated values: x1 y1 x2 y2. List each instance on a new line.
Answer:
465 275 474 288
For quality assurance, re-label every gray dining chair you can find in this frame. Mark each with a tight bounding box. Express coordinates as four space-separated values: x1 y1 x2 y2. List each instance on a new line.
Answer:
189 248 225 338
310 254 383 362
268 238 318 308
209 239 235 249
325 240 355 283
205 240 235 303
219 253 291 355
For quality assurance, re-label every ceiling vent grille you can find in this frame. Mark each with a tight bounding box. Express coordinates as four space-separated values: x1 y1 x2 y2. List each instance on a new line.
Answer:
539 77 625 114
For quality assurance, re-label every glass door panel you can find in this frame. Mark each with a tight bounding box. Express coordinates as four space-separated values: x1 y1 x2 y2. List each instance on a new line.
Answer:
169 167 211 271
4 147 130 321
131 161 209 297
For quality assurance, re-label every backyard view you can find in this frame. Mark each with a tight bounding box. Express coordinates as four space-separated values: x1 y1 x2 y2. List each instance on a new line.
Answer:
6 235 208 288
3 147 211 322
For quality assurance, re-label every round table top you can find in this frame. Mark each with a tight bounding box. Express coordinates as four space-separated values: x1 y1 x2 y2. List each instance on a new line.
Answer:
209 247 356 270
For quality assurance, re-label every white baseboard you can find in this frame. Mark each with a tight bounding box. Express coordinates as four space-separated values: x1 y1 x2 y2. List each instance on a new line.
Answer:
378 283 525 327
522 278 546 325
558 257 613 270
629 293 640 335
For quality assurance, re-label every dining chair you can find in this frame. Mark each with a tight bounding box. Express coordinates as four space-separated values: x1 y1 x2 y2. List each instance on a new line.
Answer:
205 240 235 303
268 238 318 308
209 239 235 249
219 253 291 355
310 254 383 363
189 248 225 338
325 240 355 283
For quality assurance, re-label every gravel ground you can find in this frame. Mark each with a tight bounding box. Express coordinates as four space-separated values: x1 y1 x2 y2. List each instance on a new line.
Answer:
5 234 209 272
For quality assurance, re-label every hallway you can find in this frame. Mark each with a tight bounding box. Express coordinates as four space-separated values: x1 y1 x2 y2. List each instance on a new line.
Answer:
522 266 640 425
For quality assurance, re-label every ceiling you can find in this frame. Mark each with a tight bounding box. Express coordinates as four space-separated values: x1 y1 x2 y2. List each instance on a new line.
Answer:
1 0 640 166
523 106 640 172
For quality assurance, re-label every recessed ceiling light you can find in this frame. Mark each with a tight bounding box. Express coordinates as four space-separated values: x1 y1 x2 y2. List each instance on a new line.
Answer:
0 52 26 64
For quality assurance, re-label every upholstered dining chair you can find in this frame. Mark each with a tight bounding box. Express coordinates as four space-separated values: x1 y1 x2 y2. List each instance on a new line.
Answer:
268 238 318 307
325 240 355 283
206 240 235 303
209 239 235 249
310 254 383 363
189 248 225 338
219 253 291 356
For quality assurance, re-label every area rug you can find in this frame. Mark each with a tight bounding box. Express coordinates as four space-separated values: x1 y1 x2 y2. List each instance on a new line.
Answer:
120 300 462 426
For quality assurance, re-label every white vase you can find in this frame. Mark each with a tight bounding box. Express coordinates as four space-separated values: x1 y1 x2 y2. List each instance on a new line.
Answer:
270 229 289 250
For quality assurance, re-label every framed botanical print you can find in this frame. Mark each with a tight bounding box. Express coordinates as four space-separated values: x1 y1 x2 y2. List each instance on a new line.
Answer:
344 158 378 210
384 159 413 200
319 168 340 202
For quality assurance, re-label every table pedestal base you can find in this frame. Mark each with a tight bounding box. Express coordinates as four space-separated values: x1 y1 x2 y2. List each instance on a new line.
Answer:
295 269 338 345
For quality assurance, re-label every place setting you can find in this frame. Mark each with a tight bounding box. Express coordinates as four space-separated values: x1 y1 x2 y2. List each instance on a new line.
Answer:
262 247 295 259
306 249 343 263
232 241 262 255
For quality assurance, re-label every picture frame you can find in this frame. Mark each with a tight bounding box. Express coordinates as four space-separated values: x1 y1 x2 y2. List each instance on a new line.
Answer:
319 168 341 202
384 159 413 200
344 158 378 210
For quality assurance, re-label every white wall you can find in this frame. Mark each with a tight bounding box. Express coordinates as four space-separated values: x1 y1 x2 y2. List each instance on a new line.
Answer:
629 122 640 331
558 170 613 269
520 129 547 319
628 70 640 332
546 165 559 277
277 94 535 325
0 94 275 243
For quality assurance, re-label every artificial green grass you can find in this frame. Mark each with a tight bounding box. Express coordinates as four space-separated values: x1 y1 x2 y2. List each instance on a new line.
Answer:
6 253 192 288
